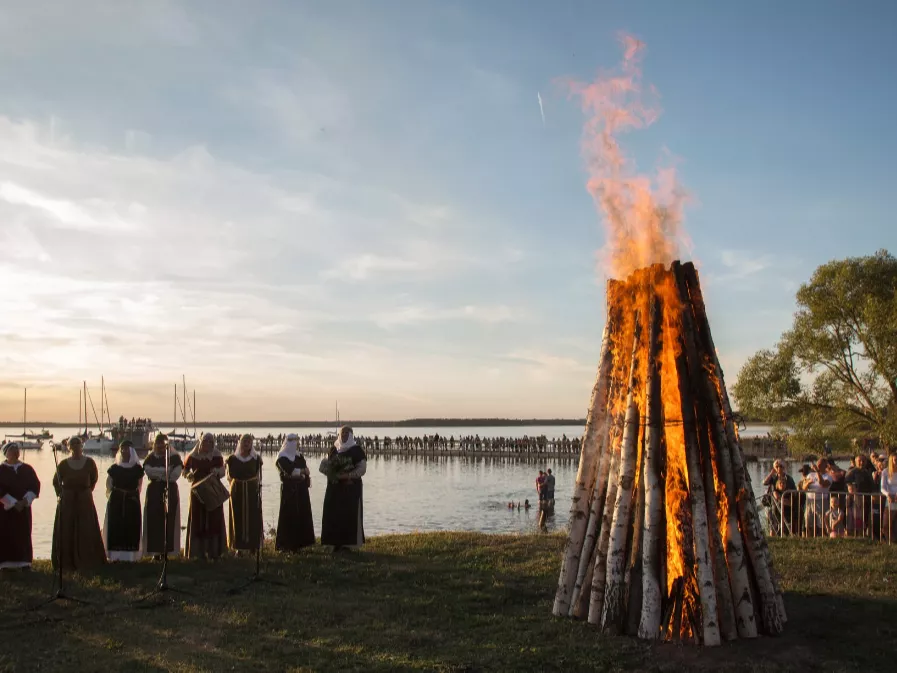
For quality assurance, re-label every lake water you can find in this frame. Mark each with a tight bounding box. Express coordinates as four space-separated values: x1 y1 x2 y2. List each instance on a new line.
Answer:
7 424 781 559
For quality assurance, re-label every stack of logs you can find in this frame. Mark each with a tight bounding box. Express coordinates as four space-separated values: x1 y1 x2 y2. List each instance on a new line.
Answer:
552 261 786 645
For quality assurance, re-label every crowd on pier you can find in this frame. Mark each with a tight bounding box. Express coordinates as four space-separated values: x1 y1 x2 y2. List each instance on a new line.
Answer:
762 452 897 541
213 432 583 456
0 427 368 571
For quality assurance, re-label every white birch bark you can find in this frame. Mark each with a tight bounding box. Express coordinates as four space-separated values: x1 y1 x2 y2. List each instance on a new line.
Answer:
600 312 644 633
601 398 641 632
587 418 622 625
682 264 759 639
638 300 663 640
569 407 614 616
553 320 613 617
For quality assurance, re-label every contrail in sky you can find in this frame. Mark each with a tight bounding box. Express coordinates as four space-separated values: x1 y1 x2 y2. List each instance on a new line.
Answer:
537 91 545 125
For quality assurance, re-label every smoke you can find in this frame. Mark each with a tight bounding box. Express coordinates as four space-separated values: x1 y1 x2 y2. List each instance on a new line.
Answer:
537 91 546 126
564 33 689 279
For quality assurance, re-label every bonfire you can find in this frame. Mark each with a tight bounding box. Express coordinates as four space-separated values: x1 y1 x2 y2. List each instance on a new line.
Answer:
551 36 786 645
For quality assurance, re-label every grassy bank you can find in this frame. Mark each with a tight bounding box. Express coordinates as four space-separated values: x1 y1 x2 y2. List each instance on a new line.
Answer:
1 534 896 672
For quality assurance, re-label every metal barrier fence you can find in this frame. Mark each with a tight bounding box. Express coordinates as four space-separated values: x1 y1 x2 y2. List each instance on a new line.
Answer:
761 490 897 543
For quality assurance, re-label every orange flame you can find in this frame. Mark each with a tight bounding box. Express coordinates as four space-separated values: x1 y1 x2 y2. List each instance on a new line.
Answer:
566 34 688 279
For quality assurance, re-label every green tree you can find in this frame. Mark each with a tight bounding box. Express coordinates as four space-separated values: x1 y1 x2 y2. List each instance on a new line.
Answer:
733 250 897 454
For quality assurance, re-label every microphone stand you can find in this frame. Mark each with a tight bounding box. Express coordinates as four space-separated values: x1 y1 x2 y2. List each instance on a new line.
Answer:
136 445 189 606
32 443 89 609
229 454 285 594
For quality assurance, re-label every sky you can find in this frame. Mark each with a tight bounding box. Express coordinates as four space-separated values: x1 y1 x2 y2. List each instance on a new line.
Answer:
0 1 895 423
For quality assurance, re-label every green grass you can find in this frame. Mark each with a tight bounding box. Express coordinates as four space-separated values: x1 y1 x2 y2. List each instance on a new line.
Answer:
1 534 896 672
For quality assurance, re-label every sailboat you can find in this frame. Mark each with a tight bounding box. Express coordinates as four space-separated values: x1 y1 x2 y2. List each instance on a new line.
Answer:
3 389 44 450
168 378 198 452
82 378 116 453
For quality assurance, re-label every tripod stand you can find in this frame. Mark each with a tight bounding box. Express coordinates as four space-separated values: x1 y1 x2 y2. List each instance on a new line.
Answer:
136 444 189 606
229 454 285 595
31 442 89 609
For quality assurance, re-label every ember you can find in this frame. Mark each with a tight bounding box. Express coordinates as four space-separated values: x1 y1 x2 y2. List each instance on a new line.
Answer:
552 261 786 644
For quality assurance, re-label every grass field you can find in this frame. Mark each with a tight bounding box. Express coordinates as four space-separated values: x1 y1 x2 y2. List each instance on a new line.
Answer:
1 534 896 672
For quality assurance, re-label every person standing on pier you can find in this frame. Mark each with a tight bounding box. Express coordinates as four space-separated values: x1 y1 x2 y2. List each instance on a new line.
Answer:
275 433 315 551
226 434 263 554
319 426 366 552
142 433 183 557
103 440 144 562
52 436 106 570
183 433 227 559
0 442 40 570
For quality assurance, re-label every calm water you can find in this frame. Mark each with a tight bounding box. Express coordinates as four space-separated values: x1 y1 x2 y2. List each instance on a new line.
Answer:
9 424 779 559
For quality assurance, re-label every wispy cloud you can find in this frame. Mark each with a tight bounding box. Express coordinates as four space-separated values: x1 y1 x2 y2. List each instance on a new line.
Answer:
537 91 545 125
372 304 518 328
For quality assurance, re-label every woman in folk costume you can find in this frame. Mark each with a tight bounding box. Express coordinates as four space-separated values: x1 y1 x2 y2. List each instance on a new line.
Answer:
0 442 40 570
142 433 183 557
226 434 263 553
183 432 227 559
52 436 106 570
103 440 144 562
275 433 315 552
319 426 366 551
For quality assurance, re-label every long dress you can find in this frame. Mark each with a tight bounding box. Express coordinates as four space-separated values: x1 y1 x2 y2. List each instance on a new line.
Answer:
142 451 183 555
104 463 144 561
226 454 263 552
184 451 227 559
0 462 40 569
275 454 315 551
52 457 106 571
320 445 366 547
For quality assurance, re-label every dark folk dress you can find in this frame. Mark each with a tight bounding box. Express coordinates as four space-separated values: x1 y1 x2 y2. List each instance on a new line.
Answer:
226 455 263 551
320 445 366 548
52 457 106 571
275 455 315 551
142 452 183 554
105 463 145 560
184 452 226 559
0 462 40 568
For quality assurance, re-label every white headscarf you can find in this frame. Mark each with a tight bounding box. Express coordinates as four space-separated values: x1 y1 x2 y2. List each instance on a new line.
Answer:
116 443 139 468
278 433 300 462
189 432 221 459
231 433 259 463
1 442 19 458
334 426 357 453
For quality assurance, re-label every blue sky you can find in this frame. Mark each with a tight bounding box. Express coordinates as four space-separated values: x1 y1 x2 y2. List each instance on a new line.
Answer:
0 1 894 421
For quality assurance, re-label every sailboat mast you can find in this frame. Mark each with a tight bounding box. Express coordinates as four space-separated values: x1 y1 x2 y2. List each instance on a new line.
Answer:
173 384 177 432
79 386 82 432
23 388 26 451
193 389 197 438
83 381 87 435
182 376 187 439
101 376 105 434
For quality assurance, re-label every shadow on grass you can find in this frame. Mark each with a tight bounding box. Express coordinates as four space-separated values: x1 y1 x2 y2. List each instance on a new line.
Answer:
0 534 895 672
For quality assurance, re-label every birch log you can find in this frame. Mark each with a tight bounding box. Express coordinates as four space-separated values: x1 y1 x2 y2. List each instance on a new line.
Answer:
553 316 614 616
675 270 737 642
625 429 647 636
671 266 721 647
681 263 785 634
638 296 664 640
570 404 617 617
587 412 624 625
683 264 758 638
601 312 644 634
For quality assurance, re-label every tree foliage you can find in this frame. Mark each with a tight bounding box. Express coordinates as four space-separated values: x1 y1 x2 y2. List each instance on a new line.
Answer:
733 250 897 453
